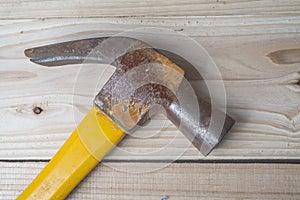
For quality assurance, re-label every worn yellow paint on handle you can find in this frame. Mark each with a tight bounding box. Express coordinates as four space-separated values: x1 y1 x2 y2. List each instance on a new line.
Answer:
17 106 125 200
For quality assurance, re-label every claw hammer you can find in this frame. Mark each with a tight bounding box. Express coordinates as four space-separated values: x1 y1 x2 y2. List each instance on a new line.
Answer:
18 37 235 199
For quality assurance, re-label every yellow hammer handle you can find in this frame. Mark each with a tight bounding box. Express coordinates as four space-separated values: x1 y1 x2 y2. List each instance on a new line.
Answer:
17 106 125 200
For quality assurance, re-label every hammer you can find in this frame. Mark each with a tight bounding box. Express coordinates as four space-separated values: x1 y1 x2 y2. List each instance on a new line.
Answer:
18 37 235 199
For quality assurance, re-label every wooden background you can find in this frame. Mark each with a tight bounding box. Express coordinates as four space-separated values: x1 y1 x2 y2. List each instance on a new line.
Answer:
0 0 300 199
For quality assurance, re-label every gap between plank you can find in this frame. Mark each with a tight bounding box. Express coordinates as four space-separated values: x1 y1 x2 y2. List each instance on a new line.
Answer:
1 159 300 164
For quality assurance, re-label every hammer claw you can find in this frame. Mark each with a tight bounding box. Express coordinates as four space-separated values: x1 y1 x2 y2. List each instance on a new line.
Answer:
24 37 109 66
24 37 149 67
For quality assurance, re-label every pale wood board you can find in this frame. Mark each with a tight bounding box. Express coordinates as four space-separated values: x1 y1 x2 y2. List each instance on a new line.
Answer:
0 16 300 160
0 162 300 199
1 0 300 19
1 1 300 199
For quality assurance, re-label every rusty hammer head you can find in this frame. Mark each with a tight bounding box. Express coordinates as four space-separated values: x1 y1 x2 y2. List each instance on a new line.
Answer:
25 37 235 155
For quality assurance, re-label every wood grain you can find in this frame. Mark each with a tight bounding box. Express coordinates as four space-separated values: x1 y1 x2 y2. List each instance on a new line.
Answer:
0 162 299 199
0 16 300 160
0 1 300 199
1 0 300 19
267 49 300 65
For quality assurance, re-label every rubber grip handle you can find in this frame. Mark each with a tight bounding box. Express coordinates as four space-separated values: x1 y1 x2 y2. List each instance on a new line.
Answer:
17 106 125 200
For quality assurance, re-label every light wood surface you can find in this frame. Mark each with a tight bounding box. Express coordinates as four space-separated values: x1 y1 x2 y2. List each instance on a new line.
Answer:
0 1 300 199
1 0 300 18
0 16 299 161
1 162 300 199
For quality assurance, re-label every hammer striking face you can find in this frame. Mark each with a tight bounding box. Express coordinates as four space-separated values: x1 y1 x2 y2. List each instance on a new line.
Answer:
19 37 235 199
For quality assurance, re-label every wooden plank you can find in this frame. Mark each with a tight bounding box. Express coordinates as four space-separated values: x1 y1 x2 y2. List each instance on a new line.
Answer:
0 162 299 199
0 17 299 160
0 0 300 19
